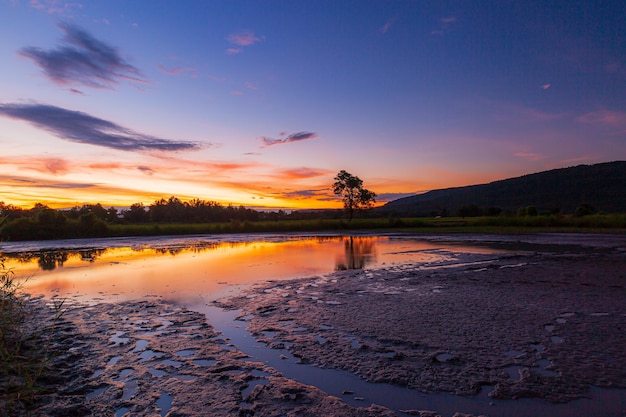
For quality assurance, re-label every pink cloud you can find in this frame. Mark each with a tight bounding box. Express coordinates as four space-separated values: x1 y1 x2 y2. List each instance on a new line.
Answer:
227 31 262 46
226 48 242 55
157 65 197 77
440 17 457 24
578 110 626 127
482 99 562 123
514 152 546 161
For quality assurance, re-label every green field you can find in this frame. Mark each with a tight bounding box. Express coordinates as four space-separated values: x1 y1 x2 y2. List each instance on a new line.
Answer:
105 214 626 238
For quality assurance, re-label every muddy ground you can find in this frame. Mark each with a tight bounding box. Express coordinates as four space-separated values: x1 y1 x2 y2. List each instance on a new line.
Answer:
220 239 626 410
6 234 626 417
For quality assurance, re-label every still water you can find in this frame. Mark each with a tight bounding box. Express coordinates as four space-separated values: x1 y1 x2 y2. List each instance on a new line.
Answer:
1 233 507 302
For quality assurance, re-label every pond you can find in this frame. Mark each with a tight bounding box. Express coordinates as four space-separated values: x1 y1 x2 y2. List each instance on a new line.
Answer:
1 233 511 303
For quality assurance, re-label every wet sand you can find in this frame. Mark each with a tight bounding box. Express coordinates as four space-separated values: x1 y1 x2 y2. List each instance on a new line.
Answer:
9 234 626 416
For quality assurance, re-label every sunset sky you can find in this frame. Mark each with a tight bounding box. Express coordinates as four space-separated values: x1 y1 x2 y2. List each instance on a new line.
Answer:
1 0 625 210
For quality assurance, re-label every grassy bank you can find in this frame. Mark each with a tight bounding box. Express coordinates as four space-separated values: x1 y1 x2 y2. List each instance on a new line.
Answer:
105 214 626 238
0 257 66 414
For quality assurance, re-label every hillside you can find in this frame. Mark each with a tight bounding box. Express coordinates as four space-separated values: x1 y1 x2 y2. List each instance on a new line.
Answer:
379 161 626 216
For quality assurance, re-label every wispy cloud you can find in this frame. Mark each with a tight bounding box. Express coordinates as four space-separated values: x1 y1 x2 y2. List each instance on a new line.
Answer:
30 0 83 17
481 99 562 123
226 31 263 54
277 167 330 180
0 156 71 175
19 23 147 89
157 65 197 77
227 31 262 46
440 17 457 24
431 16 457 36
514 152 546 161
260 131 318 147
578 110 626 128
380 18 395 35
273 188 333 201
137 166 154 175
0 103 201 152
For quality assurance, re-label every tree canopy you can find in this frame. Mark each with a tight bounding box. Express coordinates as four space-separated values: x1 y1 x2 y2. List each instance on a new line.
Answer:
332 170 376 221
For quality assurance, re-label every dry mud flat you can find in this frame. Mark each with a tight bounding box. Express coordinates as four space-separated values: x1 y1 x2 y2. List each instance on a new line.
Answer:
220 241 626 415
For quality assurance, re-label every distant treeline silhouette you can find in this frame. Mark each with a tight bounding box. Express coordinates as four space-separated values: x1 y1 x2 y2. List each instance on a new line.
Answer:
0 197 348 241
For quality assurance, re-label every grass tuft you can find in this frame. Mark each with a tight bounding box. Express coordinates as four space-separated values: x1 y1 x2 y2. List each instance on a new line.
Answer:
0 254 67 414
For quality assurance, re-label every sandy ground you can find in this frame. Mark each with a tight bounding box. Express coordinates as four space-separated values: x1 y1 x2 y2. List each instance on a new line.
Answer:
7 234 626 417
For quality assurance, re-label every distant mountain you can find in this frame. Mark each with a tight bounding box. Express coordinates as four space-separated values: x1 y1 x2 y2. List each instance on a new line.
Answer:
378 161 626 216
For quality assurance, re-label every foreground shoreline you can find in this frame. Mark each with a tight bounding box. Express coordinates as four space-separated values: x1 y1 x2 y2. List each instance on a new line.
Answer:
4 234 626 416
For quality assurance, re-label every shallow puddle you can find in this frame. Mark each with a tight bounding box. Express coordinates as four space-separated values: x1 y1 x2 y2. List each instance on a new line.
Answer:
156 391 173 416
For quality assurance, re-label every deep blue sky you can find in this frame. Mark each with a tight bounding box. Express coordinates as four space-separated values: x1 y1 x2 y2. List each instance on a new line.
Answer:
0 0 624 208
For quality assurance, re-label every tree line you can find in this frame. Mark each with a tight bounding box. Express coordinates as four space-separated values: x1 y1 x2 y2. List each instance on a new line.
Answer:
0 197 298 241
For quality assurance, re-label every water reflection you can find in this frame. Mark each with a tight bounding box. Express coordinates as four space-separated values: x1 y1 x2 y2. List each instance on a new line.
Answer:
0 234 512 303
335 236 376 270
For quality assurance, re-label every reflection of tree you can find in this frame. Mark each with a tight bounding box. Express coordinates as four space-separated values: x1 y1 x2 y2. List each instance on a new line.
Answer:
156 247 183 256
78 249 105 262
336 236 377 270
38 251 69 271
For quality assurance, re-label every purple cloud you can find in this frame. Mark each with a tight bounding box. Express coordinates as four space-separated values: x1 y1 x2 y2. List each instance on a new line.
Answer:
19 23 147 89
0 103 200 152
260 131 318 147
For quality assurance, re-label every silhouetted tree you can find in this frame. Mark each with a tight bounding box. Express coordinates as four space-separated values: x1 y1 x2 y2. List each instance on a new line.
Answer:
124 203 150 223
333 170 376 221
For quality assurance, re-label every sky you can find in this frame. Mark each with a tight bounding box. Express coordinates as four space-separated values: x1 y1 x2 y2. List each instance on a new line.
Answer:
0 0 625 210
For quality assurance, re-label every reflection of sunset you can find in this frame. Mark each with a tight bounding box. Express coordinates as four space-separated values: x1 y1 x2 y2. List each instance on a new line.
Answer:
5 236 514 304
